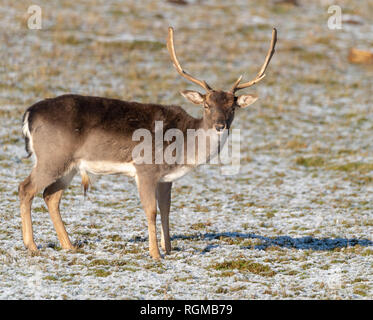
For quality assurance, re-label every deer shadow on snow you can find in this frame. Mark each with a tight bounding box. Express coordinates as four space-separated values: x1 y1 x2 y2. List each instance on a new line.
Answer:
169 232 373 253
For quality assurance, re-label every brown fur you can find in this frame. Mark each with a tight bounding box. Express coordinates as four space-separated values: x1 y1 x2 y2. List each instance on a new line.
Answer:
18 90 251 259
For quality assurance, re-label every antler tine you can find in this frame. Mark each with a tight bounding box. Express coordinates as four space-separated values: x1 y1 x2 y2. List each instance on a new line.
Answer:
230 75 243 93
231 28 277 93
167 27 212 92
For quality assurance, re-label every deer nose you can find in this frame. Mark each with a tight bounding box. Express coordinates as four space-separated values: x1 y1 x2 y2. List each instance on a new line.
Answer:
215 123 226 132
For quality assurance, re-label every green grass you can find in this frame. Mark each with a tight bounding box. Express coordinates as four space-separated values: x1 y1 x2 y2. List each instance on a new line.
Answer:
92 269 112 277
43 275 58 281
295 156 325 167
362 249 373 256
353 283 369 297
191 222 206 230
330 162 373 173
210 259 276 277
89 259 110 266
34 206 48 213
95 40 164 51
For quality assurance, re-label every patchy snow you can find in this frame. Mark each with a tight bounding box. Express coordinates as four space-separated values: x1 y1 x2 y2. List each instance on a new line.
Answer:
0 0 372 299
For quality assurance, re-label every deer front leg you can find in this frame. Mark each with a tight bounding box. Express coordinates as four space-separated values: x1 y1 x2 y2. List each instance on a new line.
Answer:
42 170 76 250
43 189 74 250
136 175 161 260
156 182 172 255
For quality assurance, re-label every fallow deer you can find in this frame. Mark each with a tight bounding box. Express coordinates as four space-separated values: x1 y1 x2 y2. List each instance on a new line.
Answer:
19 27 277 259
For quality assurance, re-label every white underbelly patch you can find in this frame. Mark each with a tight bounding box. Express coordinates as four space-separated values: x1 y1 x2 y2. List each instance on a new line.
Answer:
78 160 137 177
161 166 194 182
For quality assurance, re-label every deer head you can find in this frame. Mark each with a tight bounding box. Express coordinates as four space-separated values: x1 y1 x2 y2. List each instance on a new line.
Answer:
167 27 277 133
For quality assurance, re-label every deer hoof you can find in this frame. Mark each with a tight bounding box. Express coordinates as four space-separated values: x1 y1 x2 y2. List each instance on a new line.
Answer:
24 242 38 252
150 250 162 260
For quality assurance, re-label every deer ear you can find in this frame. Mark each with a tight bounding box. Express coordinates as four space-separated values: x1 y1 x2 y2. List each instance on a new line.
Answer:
180 90 205 105
236 94 258 108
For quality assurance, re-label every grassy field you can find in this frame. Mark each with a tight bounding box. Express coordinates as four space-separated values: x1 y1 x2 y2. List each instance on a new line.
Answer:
0 0 372 299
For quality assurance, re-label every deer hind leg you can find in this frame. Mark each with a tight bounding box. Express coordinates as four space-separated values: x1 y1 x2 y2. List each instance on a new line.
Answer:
19 164 63 251
136 175 161 259
19 175 38 251
156 182 172 255
43 169 76 250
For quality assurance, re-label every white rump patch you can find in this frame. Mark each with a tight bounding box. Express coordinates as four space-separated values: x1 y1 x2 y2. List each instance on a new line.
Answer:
22 111 37 166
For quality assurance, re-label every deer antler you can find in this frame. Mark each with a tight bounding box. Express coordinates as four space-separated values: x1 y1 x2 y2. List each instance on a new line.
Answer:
231 28 277 93
167 27 212 92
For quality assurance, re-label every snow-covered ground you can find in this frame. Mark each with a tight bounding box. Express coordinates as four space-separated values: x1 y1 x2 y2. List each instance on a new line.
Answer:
0 0 372 299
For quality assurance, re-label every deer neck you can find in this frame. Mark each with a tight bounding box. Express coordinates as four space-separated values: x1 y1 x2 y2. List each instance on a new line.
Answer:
184 112 229 166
